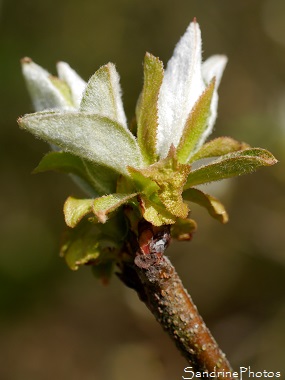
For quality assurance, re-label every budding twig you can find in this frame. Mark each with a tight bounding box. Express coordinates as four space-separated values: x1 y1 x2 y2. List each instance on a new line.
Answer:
118 221 233 378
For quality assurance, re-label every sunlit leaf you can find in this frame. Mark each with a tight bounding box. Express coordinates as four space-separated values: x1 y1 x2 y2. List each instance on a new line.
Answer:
21 58 72 111
136 53 164 163
188 137 249 163
18 111 142 176
184 148 278 188
80 63 127 128
183 187 228 223
176 79 215 163
156 21 205 158
133 148 191 218
64 197 94 228
138 194 177 226
93 193 138 223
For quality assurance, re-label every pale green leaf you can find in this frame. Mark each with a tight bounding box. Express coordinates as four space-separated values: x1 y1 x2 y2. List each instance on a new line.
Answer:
136 53 164 163
64 197 94 228
131 148 191 218
34 151 88 178
93 193 138 223
156 21 205 158
189 137 249 163
138 194 177 226
21 58 72 111
57 61 86 108
60 222 101 271
80 63 127 128
177 79 215 163
183 187 228 223
34 151 118 196
63 239 100 271
184 148 278 189
82 161 118 195
18 111 143 176
128 166 159 197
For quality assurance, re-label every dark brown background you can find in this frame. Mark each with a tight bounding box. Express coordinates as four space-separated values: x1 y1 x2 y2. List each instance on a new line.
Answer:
0 0 284 379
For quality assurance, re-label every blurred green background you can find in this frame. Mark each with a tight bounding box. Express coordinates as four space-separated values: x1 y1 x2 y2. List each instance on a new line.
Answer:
0 0 285 379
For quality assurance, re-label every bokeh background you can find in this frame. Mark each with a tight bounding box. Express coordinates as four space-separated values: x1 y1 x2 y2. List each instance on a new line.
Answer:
0 0 285 379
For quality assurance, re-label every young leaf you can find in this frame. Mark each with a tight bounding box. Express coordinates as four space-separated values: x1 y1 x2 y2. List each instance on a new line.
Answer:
18 112 143 176
183 187 228 223
93 193 138 223
64 197 94 228
80 63 127 128
57 61 86 108
34 151 118 196
21 58 72 111
132 148 191 218
34 151 88 177
156 21 205 158
188 137 249 163
201 55 228 146
138 194 177 226
176 79 215 163
82 161 118 195
136 53 164 163
184 148 278 188
170 218 197 240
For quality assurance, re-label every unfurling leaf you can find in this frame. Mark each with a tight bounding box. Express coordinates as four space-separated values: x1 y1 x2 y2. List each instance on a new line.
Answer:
184 148 278 188
136 53 164 163
93 193 138 223
177 79 215 163
133 148 191 218
64 197 94 228
138 194 177 226
183 188 228 223
60 221 101 270
80 63 127 128
188 137 249 163
18 112 142 176
34 151 90 179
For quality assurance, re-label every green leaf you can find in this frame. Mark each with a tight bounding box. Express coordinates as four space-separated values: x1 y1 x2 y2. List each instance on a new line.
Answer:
183 188 228 223
18 111 143 176
21 58 71 111
49 75 73 106
136 53 164 163
34 151 88 178
93 193 138 223
184 148 278 189
34 151 119 196
82 161 118 195
64 197 94 228
128 166 159 197
60 222 101 270
60 218 123 271
80 63 127 128
138 194 177 226
177 79 215 163
132 148 191 218
170 218 197 240
188 137 249 163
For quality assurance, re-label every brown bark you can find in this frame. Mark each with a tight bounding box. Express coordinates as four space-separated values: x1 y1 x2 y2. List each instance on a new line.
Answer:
118 221 234 379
